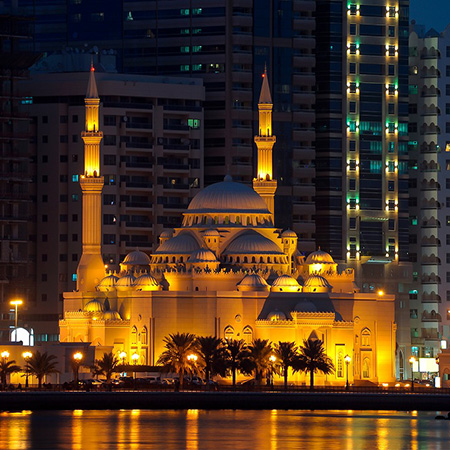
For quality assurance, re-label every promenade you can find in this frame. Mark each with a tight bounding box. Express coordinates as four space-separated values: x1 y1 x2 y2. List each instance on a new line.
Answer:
1 389 450 412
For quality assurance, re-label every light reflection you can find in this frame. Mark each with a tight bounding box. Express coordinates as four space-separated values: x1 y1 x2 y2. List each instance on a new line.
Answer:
375 418 390 450
270 409 278 450
186 409 199 450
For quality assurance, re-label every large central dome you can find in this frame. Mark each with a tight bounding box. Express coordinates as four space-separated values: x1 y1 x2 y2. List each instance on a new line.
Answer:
187 177 270 214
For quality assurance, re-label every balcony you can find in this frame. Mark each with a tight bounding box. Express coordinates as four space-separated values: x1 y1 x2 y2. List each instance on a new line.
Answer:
421 274 440 284
420 236 440 247
421 218 440 228
421 311 441 322
422 292 441 303
420 255 441 265
421 328 440 341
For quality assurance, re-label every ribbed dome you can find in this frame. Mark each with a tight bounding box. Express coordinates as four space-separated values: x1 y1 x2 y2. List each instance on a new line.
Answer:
187 248 218 263
134 273 159 291
305 250 335 265
160 230 173 239
203 229 220 237
115 274 136 291
271 274 302 292
122 250 151 266
224 232 284 255
304 275 332 289
96 274 118 292
281 229 297 238
294 300 318 313
103 310 121 321
236 273 270 291
187 179 270 214
153 233 200 255
84 299 104 313
267 309 287 321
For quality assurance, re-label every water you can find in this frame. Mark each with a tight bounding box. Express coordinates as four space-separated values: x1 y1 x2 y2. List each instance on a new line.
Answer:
0 409 449 450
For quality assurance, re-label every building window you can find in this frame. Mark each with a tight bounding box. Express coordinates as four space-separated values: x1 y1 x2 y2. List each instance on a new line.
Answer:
388 181 395 191
349 179 356 190
72 175 79 182
131 326 138 345
103 234 116 245
59 234 68 242
243 326 253 344
362 358 370 378
336 348 344 378
361 329 371 347
349 24 356 35
388 103 395 115
349 63 356 74
388 26 395 37
72 194 78 202
349 218 357 229
388 219 395 231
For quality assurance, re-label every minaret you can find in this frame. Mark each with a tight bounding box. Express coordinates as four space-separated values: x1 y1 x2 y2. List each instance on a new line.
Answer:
253 66 277 218
76 63 105 291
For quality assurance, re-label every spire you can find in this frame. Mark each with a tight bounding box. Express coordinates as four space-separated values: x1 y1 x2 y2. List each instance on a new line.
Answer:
86 61 99 99
259 64 272 104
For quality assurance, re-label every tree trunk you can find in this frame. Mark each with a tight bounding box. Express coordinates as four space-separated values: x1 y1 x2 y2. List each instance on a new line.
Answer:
284 365 288 390
232 366 236 387
310 370 314 391
179 368 184 389
38 376 43 390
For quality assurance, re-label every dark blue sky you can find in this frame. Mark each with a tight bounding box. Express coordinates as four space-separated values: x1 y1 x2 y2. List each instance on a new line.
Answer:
410 0 450 32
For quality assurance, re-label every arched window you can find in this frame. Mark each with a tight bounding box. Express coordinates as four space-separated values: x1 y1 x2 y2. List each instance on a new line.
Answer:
362 357 370 378
131 326 138 345
214 216 218 224
336 350 344 378
141 326 148 345
243 326 253 344
361 328 371 347
236 216 240 224
225 216 230 224
236 256 240 263
224 326 234 340
260 257 264 263
230 257 233 263
172 256 176 263
180 256 184 263
399 350 404 380
267 257 271 263
252 256 256 263
244 257 248 263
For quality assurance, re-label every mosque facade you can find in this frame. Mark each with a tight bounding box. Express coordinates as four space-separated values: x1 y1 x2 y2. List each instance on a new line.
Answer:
59 68 397 385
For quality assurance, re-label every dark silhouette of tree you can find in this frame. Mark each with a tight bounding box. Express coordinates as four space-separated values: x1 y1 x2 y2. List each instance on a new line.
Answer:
0 359 20 388
93 352 119 384
224 339 250 387
25 351 59 389
274 341 299 389
195 336 226 383
296 339 334 390
157 332 198 388
247 339 272 385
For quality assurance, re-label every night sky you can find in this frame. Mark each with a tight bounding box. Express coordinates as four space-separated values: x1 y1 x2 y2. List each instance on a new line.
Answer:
410 0 450 33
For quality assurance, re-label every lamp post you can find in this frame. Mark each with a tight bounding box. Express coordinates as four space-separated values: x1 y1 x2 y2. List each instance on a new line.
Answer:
132 353 139 389
269 355 276 388
10 299 22 341
22 351 32 388
1 351 9 360
344 355 351 391
119 351 127 366
73 352 83 386
409 356 416 392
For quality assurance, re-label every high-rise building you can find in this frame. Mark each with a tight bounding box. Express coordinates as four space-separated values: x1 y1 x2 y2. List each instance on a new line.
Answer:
19 69 204 338
0 11 40 341
315 0 411 377
14 0 316 250
408 23 450 366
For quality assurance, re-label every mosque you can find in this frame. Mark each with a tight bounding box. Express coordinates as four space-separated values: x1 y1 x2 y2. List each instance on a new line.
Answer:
59 67 397 386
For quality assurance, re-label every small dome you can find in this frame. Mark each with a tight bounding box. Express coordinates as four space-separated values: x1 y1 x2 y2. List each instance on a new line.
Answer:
160 230 173 239
122 250 151 266
267 309 287 321
281 229 297 238
187 248 218 263
115 274 136 291
224 232 284 255
186 180 270 215
134 273 159 291
84 299 105 313
96 274 118 292
271 274 302 292
153 233 200 255
203 229 220 237
103 310 121 321
303 275 333 293
236 273 270 291
305 250 335 265
294 300 318 313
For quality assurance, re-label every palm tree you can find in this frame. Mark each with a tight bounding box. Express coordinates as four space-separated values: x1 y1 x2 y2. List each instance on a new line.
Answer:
274 341 299 389
224 339 250 387
195 336 226 383
25 351 59 389
157 332 197 389
0 360 20 388
247 338 272 385
93 352 119 384
296 339 334 390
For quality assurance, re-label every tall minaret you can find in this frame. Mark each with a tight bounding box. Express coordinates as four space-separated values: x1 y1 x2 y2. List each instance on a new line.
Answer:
253 66 277 218
76 63 105 291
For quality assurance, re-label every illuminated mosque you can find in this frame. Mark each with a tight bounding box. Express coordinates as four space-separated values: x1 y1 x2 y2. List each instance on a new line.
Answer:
60 68 397 385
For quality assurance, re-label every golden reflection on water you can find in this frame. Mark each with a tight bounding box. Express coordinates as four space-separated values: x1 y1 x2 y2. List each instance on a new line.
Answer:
1 409 450 449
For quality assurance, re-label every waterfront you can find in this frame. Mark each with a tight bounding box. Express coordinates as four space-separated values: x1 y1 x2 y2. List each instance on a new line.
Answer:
0 409 449 449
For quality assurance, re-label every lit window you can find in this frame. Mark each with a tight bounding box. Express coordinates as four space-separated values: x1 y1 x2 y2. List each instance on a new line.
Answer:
72 175 79 182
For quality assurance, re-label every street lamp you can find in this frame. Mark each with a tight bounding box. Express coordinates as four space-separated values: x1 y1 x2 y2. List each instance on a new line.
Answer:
187 354 197 362
344 355 351 390
132 353 139 388
73 352 83 386
1 351 9 360
269 355 276 388
10 299 22 341
409 356 416 392
22 351 32 388
119 351 127 365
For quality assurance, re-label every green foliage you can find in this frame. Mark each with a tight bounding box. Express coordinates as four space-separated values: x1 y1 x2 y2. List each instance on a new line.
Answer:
274 341 299 389
93 352 119 383
25 351 59 389
0 359 21 387
195 336 226 381
247 339 272 384
224 339 251 386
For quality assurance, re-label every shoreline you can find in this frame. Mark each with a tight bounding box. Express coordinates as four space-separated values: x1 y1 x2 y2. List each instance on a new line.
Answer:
1 391 449 412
